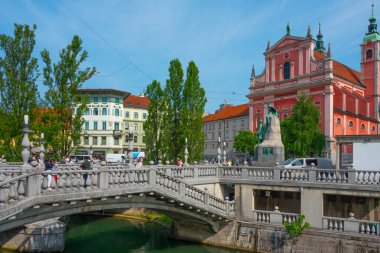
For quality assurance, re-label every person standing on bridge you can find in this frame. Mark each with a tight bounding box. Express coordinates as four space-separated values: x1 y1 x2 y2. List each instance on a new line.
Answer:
135 157 143 168
80 157 91 188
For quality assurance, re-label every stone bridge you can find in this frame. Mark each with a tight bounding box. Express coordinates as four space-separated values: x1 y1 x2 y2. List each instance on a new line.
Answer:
0 164 235 233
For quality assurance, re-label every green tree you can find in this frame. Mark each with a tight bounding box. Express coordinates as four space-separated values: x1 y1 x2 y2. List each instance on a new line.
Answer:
233 131 258 156
37 35 96 159
181 61 207 162
144 80 164 162
0 24 40 160
164 59 184 162
280 94 325 157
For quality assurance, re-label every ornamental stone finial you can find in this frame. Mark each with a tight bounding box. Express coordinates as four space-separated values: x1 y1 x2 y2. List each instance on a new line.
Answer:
128 129 134 167
39 133 45 170
222 142 226 165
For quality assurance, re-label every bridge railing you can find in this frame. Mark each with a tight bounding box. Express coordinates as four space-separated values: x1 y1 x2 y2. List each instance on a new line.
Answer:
322 216 380 236
252 209 300 225
0 167 234 219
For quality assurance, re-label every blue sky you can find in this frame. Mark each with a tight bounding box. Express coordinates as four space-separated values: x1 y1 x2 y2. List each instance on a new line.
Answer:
0 0 375 112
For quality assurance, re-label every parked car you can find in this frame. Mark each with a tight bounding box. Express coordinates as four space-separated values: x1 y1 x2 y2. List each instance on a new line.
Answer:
279 158 333 169
69 155 92 163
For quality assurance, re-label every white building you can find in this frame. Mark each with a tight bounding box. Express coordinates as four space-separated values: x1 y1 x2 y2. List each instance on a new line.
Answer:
76 89 130 159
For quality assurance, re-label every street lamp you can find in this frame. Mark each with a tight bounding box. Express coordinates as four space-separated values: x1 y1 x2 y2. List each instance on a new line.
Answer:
128 129 134 167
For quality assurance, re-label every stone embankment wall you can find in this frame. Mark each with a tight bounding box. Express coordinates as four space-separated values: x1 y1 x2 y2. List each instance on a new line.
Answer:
171 220 380 253
0 218 65 252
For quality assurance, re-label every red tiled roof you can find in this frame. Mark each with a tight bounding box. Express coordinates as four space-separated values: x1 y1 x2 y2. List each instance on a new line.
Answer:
314 51 363 87
123 95 150 108
203 103 249 122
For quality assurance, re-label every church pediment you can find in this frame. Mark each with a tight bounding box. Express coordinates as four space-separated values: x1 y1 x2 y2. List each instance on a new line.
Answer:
267 35 310 53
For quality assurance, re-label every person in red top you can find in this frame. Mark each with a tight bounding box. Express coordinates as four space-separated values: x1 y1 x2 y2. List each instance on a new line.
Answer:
177 157 182 167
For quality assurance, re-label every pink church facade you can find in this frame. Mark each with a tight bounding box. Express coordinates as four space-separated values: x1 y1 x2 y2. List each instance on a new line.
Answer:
248 17 380 162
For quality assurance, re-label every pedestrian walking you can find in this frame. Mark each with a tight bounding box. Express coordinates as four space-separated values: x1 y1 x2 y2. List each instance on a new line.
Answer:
80 157 91 188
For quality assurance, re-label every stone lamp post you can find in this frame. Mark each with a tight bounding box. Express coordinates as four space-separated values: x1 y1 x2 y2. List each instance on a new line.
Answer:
39 133 45 170
21 115 33 171
128 129 134 167
184 138 189 166
217 137 221 165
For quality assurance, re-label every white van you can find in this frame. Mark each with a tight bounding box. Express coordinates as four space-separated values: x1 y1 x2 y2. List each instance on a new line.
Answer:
106 154 126 163
279 158 333 169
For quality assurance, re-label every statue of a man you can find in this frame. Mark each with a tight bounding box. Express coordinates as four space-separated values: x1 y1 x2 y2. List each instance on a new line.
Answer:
258 120 264 143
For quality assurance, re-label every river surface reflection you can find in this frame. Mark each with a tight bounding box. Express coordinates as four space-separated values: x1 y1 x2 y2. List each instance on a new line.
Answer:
64 215 245 253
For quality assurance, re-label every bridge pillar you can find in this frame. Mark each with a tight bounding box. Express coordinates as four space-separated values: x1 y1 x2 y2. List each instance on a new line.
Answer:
25 169 41 197
98 167 109 189
300 188 323 229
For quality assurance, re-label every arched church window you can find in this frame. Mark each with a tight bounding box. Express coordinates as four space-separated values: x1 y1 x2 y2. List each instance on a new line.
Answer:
372 126 376 131
284 62 290 80
366 49 373 59
336 118 341 125
361 124 365 130
348 121 353 128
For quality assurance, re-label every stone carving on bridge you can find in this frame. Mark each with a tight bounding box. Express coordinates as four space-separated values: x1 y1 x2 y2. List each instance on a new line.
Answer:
252 104 284 167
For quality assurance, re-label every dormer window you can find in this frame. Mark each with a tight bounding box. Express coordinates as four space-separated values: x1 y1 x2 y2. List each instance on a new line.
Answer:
284 62 290 80
366 49 373 59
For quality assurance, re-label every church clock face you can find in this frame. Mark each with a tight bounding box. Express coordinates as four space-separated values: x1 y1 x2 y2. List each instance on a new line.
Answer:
317 62 325 70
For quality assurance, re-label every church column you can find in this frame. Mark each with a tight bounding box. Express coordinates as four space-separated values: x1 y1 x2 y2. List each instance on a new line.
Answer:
249 102 254 132
324 85 335 161
305 46 311 74
298 47 303 76
265 57 269 82
271 56 276 81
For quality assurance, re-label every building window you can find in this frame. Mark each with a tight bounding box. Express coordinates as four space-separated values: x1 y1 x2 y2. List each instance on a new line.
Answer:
241 120 244 126
101 108 107 115
115 109 120 117
93 136 98 145
84 108 90 115
143 113 147 120
233 121 236 127
212 143 214 148
94 97 99 104
93 121 98 130
84 136 89 145
134 112 139 119
101 136 106 145
115 122 120 131
142 136 146 143
226 122 229 128
212 124 215 130
218 132 221 138
226 142 229 148
85 121 89 130
134 135 138 143
102 97 107 104
134 124 138 131
115 98 120 105
114 138 120 145
226 131 229 139
284 62 290 80
366 49 373 59
233 130 236 137
102 121 107 130
212 132 215 140
125 111 130 118
125 135 129 142
93 108 98 115
125 123 129 130
218 122 221 129
361 124 365 130
348 121 353 127
372 126 376 131
336 118 341 125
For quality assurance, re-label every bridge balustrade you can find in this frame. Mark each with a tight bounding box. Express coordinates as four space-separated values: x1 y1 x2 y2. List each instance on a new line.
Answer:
322 216 380 236
252 209 300 225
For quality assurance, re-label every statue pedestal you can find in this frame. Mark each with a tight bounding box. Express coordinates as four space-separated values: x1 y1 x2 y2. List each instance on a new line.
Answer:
253 115 284 167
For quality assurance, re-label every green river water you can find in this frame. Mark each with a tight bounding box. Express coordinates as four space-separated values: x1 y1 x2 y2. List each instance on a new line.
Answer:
1 215 246 253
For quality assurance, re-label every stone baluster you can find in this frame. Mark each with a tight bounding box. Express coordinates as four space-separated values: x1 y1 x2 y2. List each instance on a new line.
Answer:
21 115 33 171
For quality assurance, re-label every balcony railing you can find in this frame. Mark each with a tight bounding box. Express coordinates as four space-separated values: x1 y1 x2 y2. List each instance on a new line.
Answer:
113 130 123 138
